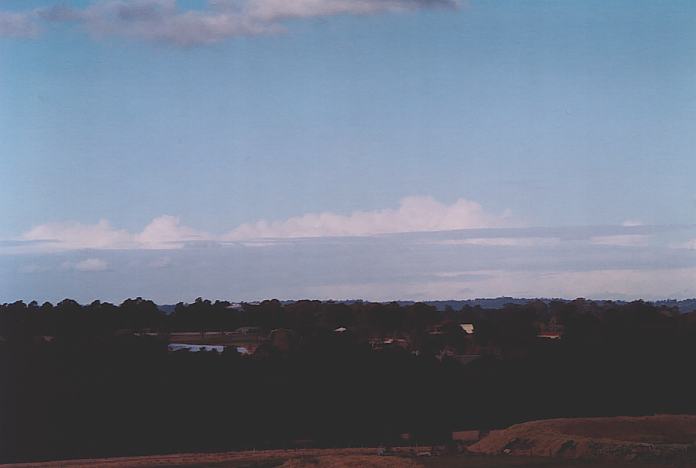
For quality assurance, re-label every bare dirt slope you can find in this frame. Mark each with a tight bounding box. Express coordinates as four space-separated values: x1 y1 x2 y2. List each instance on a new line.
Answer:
469 414 696 463
5 416 696 468
0 448 421 468
2 447 685 468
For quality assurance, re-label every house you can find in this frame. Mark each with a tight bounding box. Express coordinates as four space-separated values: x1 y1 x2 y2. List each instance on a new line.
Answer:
369 337 410 351
168 343 225 353
537 331 562 340
168 343 256 354
460 323 475 334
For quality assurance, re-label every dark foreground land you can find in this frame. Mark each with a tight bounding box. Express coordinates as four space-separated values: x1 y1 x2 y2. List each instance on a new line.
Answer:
0 448 689 468
2 298 696 463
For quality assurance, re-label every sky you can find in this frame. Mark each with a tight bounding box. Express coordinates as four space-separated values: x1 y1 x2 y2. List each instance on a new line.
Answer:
1 0 695 303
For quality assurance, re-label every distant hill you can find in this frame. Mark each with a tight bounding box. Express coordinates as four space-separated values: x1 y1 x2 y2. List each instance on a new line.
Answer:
396 297 547 311
653 298 696 313
158 297 696 314
157 304 178 315
410 298 696 313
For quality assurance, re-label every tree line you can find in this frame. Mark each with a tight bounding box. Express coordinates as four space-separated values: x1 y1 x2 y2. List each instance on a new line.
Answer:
1 298 695 463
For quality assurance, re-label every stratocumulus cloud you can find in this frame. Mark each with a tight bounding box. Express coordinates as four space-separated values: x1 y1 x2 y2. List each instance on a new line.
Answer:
20 216 207 252
63 258 110 272
589 234 651 247
7 197 696 254
22 220 134 250
4 219 696 301
0 0 459 45
135 215 208 249
680 239 696 250
0 11 40 38
8 196 508 251
5 227 696 302
434 237 561 247
301 268 696 302
224 196 511 239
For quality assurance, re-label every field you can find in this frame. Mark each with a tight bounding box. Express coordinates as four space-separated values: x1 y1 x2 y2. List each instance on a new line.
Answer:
1 448 688 468
4 415 696 467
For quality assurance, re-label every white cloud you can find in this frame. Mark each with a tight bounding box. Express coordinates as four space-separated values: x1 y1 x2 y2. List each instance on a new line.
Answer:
590 234 650 247
242 0 456 22
676 239 696 250
19 215 207 252
7 196 509 251
72 0 270 46
22 219 133 250
136 215 208 249
488 268 696 301
7 221 696 302
304 267 696 302
4 0 458 46
0 11 40 38
9 197 686 256
224 196 511 240
63 258 109 272
435 237 560 247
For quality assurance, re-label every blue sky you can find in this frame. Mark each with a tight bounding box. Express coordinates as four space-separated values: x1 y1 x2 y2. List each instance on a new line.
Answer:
1 0 695 303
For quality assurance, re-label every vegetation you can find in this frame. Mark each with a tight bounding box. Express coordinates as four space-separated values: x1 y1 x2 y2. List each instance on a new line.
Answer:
1 298 695 463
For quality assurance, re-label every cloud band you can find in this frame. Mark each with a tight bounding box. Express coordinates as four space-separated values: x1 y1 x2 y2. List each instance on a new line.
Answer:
0 0 459 45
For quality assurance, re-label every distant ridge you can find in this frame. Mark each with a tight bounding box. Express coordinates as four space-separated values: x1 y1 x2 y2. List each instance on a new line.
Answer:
158 297 696 314
396 298 696 313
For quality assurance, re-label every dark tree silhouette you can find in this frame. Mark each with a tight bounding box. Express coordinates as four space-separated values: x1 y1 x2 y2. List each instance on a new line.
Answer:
0 297 695 463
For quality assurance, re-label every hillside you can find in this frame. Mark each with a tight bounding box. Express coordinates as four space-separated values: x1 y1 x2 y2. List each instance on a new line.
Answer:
469 415 696 463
